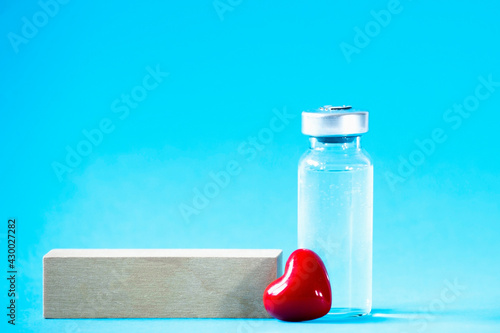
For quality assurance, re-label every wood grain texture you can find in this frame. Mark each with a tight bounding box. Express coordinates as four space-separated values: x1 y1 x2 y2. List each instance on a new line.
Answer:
43 249 282 319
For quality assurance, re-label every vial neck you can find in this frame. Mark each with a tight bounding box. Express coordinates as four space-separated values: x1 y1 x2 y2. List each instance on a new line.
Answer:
309 136 361 151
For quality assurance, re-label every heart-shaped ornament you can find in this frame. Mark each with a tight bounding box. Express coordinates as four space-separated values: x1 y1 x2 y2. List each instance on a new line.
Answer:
263 249 332 322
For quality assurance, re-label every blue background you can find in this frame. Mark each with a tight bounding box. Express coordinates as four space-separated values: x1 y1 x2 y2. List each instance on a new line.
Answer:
1 0 500 332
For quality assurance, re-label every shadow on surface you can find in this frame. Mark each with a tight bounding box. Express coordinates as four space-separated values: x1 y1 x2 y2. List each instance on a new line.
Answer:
309 308 500 324
309 308 414 324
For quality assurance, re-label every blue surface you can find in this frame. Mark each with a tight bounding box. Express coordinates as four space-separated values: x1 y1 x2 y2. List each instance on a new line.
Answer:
1 0 500 332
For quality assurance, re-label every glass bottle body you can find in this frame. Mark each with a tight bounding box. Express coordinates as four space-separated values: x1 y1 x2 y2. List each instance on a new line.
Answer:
298 136 373 317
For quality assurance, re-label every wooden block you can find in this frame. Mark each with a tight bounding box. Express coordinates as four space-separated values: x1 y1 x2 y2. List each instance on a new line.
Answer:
43 249 282 319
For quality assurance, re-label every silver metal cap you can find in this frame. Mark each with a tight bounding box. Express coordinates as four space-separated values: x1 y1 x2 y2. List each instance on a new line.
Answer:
301 105 369 137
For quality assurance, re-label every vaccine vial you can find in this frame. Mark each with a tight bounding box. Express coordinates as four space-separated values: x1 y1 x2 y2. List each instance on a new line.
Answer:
298 105 373 317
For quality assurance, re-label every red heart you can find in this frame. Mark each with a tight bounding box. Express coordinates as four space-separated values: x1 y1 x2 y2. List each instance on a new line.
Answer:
263 249 332 322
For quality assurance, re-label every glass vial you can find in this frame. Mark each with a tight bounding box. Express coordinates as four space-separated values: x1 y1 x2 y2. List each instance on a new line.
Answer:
298 105 373 317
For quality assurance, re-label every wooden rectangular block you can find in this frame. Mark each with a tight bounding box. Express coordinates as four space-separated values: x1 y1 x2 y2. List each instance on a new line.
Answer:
43 249 282 319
